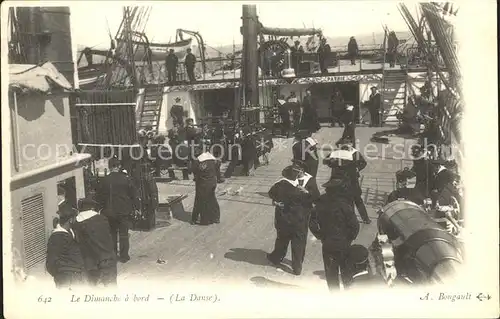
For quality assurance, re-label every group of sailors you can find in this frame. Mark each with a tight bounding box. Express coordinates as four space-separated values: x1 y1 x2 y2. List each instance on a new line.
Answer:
139 102 273 183
276 90 321 138
387 144 462 210
266 127 375 290
47 156 139 288
330 87 382 132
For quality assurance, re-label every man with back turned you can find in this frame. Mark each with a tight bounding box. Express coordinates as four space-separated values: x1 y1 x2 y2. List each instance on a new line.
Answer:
311 176 360 290
96 157 139 263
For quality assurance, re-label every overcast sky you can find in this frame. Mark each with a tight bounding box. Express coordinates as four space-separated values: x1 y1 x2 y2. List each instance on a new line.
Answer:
70 1 413 48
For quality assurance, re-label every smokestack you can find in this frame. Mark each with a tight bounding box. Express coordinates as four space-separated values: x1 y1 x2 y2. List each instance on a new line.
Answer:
239 4 259 121
38 7 75 86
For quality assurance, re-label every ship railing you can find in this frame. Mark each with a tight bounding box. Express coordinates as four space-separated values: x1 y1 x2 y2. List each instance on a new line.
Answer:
137 47 404 86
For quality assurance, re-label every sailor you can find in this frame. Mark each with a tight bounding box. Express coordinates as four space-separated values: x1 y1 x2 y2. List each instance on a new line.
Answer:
46 204 85 289
366 86 381 127
185 118 200 147
317 37 331 74
386 168 425 205
344 141 371 224
292 130 319 178
96 157 139 263
170 97 185 127
165 48 178 84
287 92 301 130
435 171 462 209
223 123 243 179
311 176 360 290
330 88 345 127
72 198 117 286
430 159 458 204
328 141 371 224
190 146 221 225
299 89 320 134
336 104 356 146
290 40 304 72
387 31 399 68
267 165 319 275
277 95 291 137
184 48 196 82
410 144 432 196
347 36 359 65
138 159 160 229
168 122 190 180
212 120 227 183
152 134 172 177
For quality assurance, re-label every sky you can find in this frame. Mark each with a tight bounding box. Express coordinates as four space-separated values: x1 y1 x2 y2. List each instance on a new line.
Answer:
70 1 413 48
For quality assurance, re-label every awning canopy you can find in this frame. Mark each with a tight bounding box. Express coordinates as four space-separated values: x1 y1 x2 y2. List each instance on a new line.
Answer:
9 62 73 94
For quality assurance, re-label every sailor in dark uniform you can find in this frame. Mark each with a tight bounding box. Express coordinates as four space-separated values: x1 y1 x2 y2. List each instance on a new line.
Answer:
430 159 458 205
46 204 85 289
328 141 371 224
292 130 320 196
386 168 425 205
267 165 319 275
96 157 139 263
292 130 318 176
410 144 433 196
168 122 190 180
277 95 291 137
336 104 356 146
366 87 381 127
72 198 117 286
191 147 221 225
185 118 200 146
184 48 196 82
212 121 226 183
223 123 242 179
170 97 184 127
299 89 320 134
311 176 360 290
152 134 172 177
165 49 178 84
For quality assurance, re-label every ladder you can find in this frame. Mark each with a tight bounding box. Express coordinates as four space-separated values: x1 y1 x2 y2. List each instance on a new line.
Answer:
381 69 408 123
137 86 164 133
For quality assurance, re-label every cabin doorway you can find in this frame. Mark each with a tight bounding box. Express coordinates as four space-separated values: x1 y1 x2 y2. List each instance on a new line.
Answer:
202 88 237 117
309 81 360 123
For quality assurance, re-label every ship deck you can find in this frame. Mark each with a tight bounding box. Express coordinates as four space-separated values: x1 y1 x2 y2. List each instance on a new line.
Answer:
117 126 418 290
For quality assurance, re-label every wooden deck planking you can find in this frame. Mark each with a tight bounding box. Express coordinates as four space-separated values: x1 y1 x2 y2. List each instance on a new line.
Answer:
118 126 407 288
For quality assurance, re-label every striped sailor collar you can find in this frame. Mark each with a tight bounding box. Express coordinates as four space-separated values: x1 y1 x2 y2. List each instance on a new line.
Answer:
76 210 99 223
306 137 318 146
53 224 76 239
277 177 299 187
198 152 216 162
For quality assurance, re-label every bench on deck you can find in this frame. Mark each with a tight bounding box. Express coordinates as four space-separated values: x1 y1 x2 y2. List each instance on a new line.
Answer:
157 194 189 221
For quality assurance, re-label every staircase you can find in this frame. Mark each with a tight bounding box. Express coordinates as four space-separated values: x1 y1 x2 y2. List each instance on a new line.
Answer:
381 69 408 123
137 86 164 133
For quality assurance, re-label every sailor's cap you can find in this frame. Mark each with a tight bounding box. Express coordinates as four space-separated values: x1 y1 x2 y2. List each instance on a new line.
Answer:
349 244 369 265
